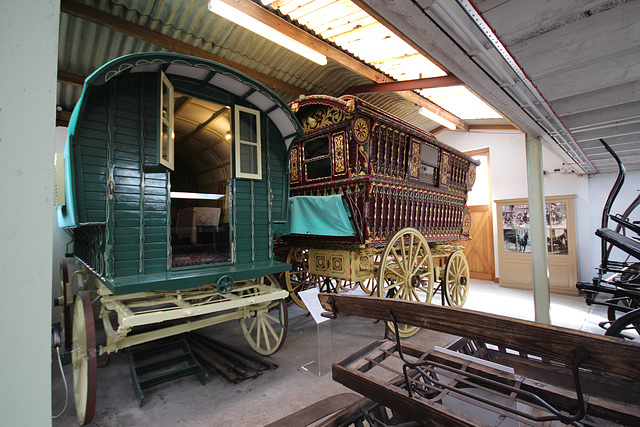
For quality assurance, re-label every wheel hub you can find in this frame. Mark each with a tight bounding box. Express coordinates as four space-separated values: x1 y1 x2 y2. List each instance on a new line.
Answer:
460 276 468 286
411 275 422 288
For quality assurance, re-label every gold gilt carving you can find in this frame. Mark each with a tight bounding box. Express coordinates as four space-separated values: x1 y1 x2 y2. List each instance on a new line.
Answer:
462 211 471 234
441 153 450 186
353 117 369 143
410 141 421 178
468 165 477 188
300 106 350 133
334 134 345 173
290 147 299 183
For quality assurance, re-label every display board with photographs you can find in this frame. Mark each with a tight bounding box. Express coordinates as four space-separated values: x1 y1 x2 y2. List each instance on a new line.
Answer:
501 202 568 254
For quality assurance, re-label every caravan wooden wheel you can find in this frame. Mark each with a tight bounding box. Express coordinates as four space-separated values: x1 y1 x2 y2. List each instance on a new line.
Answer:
283 247 324 309
443 250 470 307
71 291 97 426
240 275 288 355
377 228 434 338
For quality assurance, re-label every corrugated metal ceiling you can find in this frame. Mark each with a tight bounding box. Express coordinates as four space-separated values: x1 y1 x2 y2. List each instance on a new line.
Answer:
57 0 481 137
264 0 500 120
57 0 638 174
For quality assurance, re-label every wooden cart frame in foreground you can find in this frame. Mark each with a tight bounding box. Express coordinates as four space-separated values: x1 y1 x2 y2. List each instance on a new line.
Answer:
318 294 640 426
281 95 479 337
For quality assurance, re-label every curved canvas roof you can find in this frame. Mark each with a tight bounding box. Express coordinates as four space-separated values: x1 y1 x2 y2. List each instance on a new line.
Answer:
74 52 303 149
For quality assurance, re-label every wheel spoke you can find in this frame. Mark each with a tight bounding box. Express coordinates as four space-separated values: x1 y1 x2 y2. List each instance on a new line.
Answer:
390 247 406 275
263 314 279 340
260 319 271 351
385 264 404 280
412 248 429 274
247 315 258 335
409 287 421 302
409 242 421 274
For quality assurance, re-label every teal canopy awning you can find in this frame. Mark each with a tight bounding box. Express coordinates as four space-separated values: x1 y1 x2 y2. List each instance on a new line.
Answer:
281 195 356 237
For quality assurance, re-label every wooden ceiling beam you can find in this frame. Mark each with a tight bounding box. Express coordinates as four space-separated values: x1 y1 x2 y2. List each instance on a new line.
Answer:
341 75 463 95
60 0 306 96
58 70 85 87
218 0 468 130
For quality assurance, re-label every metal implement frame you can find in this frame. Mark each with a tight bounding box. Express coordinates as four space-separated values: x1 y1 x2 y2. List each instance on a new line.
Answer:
98 281 288 355
320 292 640 426
331 338 640 426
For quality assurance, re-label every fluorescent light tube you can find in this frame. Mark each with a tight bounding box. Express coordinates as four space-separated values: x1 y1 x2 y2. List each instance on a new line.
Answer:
208 0 327 66
419 107 457 130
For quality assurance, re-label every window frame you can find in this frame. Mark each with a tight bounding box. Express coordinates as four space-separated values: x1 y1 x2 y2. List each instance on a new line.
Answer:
419 142 440 185
303 134 332 181
234 105 262 180
159 71 175 170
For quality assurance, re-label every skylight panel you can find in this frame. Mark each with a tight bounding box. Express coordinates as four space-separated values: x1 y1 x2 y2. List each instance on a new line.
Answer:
420 86 502 119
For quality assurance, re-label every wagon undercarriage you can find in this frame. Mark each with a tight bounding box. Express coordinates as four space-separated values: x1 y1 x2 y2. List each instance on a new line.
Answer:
63 258 289 425
284 227 470 337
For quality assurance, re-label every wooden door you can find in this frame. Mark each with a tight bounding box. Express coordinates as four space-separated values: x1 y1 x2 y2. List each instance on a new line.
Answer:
460 148 494 281
461 205 495 280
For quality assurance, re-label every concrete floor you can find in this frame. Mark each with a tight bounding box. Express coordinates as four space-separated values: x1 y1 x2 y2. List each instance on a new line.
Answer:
51 279 608 426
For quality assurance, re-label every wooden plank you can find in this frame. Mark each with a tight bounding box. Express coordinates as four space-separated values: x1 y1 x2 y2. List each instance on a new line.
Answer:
342 75 463 95
318 293 640 383
332 363 480 426
263 393 362 427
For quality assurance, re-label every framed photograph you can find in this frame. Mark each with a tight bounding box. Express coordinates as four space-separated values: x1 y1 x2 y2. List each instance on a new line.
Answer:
502 205 515 229
551 228 568 255
549 202 566 228
517 229 531 253
504 229 517 252
515 205 530 229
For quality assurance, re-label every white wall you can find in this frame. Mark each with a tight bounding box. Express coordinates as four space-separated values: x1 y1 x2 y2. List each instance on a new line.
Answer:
437 129 593 282
0 1 60 425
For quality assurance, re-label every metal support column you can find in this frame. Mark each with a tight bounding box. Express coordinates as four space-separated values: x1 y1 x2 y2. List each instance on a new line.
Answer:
525 134 550 324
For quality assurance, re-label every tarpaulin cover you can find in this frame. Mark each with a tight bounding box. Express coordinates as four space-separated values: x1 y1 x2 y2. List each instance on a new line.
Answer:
284 195 356 236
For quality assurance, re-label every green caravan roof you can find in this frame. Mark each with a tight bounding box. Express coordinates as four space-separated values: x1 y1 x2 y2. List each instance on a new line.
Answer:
78 52 303 148
57 52 304 228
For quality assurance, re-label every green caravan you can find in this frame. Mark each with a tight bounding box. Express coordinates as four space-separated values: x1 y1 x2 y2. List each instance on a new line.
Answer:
55 52 302 425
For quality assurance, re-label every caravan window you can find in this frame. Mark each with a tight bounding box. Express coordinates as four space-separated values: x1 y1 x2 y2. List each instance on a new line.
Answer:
159 72 175 170
234 106 262 179
420 143 439 185
303 135 331 180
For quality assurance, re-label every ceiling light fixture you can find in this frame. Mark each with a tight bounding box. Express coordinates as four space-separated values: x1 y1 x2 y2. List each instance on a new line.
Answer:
419 107 457 130
208 0 327 66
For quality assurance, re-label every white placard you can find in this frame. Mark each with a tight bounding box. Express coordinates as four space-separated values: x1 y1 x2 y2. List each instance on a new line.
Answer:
298 288 331 324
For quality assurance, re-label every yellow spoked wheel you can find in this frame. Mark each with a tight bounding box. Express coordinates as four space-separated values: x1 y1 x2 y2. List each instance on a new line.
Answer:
283 247 336 309
378 228 434 338
357 253 380 295
358 277 378 295
444 250 470 307
72 291 97 426
239 275 288 356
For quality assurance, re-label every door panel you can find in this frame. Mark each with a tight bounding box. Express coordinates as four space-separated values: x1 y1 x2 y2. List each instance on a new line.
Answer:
461 205 495 280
